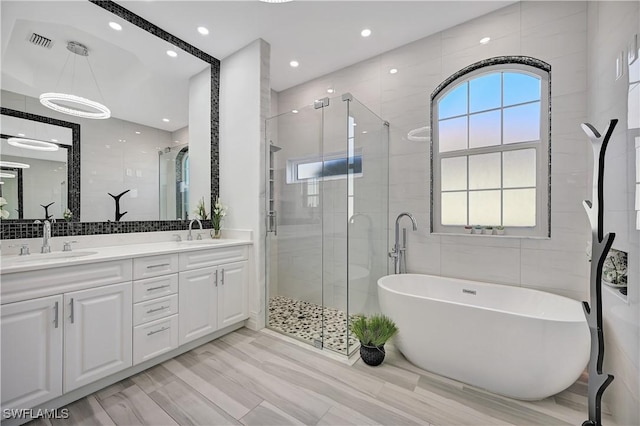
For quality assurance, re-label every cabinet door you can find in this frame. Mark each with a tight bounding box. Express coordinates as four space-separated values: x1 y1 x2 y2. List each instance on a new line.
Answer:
178 266 217 345
218 261 249 329
64 282 132 392
1 295 63 411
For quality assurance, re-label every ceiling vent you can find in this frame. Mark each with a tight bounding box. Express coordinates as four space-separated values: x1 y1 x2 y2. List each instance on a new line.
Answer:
28 33 53 49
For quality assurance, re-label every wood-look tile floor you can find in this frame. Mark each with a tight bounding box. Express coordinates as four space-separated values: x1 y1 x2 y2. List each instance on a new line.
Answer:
29 328 616 426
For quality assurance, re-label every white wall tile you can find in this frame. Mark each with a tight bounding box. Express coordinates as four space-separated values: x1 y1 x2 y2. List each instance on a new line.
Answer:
441 242 521 285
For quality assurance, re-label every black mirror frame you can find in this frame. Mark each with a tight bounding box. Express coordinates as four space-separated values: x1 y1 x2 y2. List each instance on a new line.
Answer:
1 0 220 239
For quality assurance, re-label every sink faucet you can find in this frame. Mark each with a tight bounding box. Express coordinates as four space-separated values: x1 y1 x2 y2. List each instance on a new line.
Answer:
41 220 52 253
187 218 202 241
389 212 417 274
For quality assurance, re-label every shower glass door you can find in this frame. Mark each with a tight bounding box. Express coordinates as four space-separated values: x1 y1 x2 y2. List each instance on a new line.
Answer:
344 97 389 356
265 102 325 349
265 94 389 356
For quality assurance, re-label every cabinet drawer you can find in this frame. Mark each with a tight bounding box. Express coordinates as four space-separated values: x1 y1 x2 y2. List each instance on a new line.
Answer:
2 260 132 305
133 294 178 326
133 274 178 303
179 245 248 271
133 315 179 365
133 254 179 280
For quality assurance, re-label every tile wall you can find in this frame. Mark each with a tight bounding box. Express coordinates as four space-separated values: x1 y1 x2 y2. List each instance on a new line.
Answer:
277 1 591 302
587 1 640 424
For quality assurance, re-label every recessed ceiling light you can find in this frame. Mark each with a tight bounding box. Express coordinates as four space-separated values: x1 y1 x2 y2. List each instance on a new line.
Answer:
480 37 491 45
361 29 372 37
109 22 123 31
389 68 398 74
135 131 141 134
292 109 299 114
362 130 368 134
162 118 170 122
327 88 334 94
166 50 178 58
197 26 209 35
289 60 299 68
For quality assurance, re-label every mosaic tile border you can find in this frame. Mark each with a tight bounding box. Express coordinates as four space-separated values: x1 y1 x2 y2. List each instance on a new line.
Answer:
1 1 221 240
0 219 215 240
429 56 552 237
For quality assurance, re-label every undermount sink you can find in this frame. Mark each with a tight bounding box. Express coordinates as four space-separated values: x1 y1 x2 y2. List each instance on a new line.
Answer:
8 250 99 263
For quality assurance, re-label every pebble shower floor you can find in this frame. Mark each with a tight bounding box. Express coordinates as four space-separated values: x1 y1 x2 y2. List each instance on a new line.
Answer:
268 295 359 355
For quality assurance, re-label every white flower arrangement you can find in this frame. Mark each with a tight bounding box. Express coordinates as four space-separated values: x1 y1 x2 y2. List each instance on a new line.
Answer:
193 197 208 220
63 208 73 222
211 198 226 231
0 197 9 219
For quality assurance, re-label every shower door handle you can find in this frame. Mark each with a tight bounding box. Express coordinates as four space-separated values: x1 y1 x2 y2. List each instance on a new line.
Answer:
268 211 277 236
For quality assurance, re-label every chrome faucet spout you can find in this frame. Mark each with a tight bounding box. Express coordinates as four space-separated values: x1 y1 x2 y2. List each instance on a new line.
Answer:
188 218 203 241
391 212 417 274
41 220 51 253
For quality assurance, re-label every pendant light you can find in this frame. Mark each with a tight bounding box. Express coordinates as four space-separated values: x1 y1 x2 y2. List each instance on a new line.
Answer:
7 137 59 151
39 41 111 120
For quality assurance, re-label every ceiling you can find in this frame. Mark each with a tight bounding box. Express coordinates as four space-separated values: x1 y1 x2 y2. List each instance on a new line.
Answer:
1 0 514 131
117 0 516 92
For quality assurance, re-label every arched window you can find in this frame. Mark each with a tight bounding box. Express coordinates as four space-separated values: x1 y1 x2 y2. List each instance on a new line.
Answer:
431 56 551 237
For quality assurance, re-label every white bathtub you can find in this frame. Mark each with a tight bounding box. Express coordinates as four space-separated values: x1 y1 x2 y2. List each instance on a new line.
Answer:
378 274 590 400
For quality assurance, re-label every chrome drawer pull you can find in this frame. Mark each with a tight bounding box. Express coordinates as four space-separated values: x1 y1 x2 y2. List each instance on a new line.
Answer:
221 269 225 285
146 284 170 292
147 326 170 336
54 301 59 328
146 263 170 269
69 298 75 324
146 305 169 314
215 269 218 287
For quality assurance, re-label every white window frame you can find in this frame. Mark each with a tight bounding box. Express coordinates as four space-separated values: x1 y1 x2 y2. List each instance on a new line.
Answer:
286 148 364 184
430 58 551 238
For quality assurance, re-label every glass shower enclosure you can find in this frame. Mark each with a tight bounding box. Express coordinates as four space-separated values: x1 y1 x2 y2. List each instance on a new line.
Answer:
265 93 389 356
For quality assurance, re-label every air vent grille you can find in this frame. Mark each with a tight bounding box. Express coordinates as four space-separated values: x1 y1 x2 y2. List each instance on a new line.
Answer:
28 33 53 49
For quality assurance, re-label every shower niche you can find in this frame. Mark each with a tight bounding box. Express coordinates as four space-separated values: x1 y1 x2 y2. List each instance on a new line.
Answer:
265 93 389 356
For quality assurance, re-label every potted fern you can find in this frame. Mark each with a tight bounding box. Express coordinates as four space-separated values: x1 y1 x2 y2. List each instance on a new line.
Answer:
350 314 398 366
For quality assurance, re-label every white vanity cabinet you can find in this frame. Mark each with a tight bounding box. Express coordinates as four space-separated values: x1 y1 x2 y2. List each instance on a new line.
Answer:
132 254 180 365
0 240 252 422
178 246 249 345
63 282 132 392
1 295 63 412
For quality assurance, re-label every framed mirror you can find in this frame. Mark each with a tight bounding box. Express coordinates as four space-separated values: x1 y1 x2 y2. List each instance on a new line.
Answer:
0 108 79 221
0 0 219 237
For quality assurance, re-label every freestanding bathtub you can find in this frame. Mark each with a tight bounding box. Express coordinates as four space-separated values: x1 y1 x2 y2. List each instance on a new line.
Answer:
378 274 590 400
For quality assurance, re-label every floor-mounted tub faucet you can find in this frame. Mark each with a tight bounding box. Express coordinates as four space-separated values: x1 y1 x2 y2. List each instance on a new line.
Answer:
389 212 417 274
187 218 203 241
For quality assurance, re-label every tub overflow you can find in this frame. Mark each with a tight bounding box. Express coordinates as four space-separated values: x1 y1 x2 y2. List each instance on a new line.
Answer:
462 289 477 295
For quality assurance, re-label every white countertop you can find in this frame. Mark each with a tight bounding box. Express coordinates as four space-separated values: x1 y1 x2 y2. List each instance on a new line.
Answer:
0 239 252 274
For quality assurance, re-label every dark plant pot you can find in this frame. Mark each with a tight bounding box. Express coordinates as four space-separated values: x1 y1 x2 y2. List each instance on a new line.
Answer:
360 343 385 366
